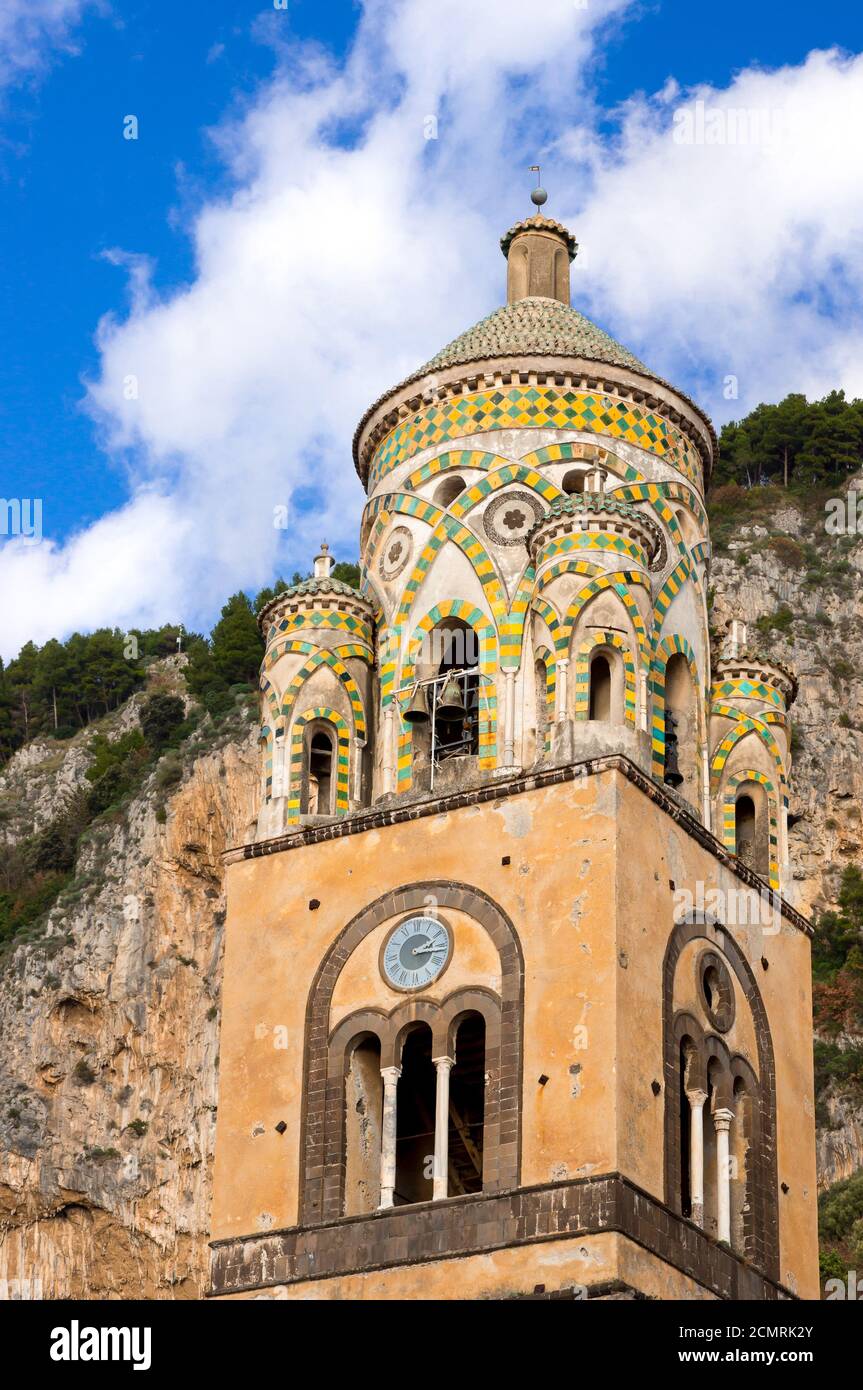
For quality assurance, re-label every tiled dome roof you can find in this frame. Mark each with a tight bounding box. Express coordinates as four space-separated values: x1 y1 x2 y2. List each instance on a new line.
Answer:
280 577 360 600
415 296 650 380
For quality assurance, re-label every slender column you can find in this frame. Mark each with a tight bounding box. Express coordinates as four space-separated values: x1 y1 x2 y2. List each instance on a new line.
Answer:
714 1107 734 1243
702 749 712 828
687 1089 707 1228
503 670 517 766
638 670 648 732
432 1056 455 1200
556 658 570 723
378 1065 401 1209
381 708 395 795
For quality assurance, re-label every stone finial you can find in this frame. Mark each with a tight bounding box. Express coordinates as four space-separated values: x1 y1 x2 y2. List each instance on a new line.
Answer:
313 541 334 579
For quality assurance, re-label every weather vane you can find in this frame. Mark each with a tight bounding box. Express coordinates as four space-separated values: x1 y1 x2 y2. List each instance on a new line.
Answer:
529 164 548 209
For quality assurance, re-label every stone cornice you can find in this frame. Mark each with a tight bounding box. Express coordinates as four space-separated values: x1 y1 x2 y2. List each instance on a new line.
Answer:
224 752 811 936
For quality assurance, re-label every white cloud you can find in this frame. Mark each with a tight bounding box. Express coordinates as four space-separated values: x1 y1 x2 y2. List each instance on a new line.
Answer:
0 0 100 90
3 1 863 658
572 48 863 413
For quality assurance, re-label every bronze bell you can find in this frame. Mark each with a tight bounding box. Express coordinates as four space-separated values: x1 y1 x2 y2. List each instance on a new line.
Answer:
403 682 430 723
436 674 466 722
663 710 684 789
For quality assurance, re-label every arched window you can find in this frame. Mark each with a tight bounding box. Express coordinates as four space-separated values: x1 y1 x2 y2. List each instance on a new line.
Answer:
561 468 586 495
394 1024 436 1206
731 1075 751 1256
303 727 335 815
663 653 698 804
448 1013 486 1196
588 653 612 721
344 1034 383 1216
735 795 755 863
433 475 467 508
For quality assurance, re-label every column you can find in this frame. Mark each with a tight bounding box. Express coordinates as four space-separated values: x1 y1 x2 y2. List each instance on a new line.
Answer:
687 1089 707 1228
714 1107 734 1243
432 1056 454 1200
556 658 570 723
381 708 395 795
503 670 517 767
378 1065 401 1209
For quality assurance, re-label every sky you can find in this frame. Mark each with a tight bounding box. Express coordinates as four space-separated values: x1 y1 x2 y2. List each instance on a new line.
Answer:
1 0 863 660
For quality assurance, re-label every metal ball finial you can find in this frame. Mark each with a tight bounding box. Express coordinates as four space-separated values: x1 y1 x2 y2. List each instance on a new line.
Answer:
530 186 548 208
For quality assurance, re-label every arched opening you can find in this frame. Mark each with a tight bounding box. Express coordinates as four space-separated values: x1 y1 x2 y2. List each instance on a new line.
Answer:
534 656 549 753
731 1076 752 1256
679 1039 694 1218
394 1024 436 1206
588 653 612 721
433 475 467 508
448 1013 486 1197
735 795 756 864
675 507 700 549
304 727 335 815
732 784 771 878
343 1034 383 1216
561 468 586 496
410 618 481 775
664 653 698 806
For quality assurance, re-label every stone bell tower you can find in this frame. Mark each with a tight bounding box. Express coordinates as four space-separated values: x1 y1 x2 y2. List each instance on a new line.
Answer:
209 188 819 1301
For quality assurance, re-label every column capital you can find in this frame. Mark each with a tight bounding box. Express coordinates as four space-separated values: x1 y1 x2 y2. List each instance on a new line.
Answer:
686 1088 708 1109
713 1106 734 1131
432 1055 455 1070
380 1065 402 1084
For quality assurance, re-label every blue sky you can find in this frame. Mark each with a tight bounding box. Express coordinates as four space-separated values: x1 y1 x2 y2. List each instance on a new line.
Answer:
1 0 862 657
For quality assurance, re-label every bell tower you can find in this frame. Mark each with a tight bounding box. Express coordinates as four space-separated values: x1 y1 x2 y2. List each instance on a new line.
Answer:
209 190 819 1301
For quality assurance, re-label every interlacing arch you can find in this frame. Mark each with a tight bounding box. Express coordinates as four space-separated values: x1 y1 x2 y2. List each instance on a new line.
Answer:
263 636 374 675
573 631 637 724
533 641 556 748
560 571 650 658
721 770 780 889
709 708 788 804
535 557 602 594
397 600 498 791
286 707 351 823
280 647 369 741
651 556 699 640
260 723 274 801
518 440 647 486
650 634 703 779
530 595 562 650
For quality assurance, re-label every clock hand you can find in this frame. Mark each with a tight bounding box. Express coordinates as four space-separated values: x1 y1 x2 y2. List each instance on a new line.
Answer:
411 942 443 956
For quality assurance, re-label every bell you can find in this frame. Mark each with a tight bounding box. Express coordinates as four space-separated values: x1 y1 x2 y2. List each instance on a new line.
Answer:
437 674 466 722
663 710 684 789
403 682 430 723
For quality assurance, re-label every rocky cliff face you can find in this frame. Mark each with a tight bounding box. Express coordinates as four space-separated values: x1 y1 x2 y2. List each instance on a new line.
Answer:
1 492 862 1297
710 482 863 1187
0 681 258 1299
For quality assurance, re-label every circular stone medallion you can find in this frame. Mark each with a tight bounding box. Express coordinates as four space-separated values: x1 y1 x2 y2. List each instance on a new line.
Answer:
379 525 413 580
483 491 544 546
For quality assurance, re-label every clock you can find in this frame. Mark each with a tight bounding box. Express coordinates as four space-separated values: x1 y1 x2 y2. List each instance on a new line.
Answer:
380 915 452 992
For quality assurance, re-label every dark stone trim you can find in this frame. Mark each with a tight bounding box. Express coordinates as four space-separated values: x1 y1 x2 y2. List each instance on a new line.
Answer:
662 919 779 1281
225 753 810 937
208 1173 794 1302
299 882 524 1224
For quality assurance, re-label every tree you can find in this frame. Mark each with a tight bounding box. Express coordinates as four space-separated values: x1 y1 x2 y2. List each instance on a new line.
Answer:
139 694 186 750
210 593 263 686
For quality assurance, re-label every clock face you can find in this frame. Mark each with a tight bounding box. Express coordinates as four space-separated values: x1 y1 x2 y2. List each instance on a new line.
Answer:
381 915 452 991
